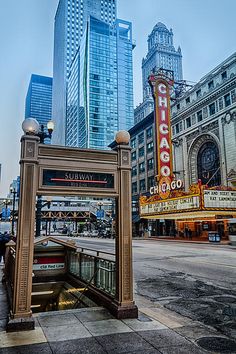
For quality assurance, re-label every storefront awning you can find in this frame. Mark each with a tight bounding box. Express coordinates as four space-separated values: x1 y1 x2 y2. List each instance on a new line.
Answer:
141 210 236 221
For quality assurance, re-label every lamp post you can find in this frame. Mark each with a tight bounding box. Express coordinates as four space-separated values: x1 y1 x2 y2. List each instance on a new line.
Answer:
10 187 17 235
3 199 10 221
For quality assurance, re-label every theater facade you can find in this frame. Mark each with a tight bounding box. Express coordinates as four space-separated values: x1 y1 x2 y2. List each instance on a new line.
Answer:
130 53 236 239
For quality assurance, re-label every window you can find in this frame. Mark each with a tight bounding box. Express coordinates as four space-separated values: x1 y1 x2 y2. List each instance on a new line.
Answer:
224 93 231 107
186 97 190 104
147 141 154 154
138 132 144 145
131 166 137 177
131 138 136 149
139 179 146 192
146 127 153 139
209 102 216 116
132 182 137 194
208 80 214 90
197 110 203 122
196 89 201 98
139 162 145 174
131 151 136 161
221 71 227 81
186 117 191 128
175 123 180 134
148 176 154 189
147 158 154 170
177 103 180 110
139 146 144 158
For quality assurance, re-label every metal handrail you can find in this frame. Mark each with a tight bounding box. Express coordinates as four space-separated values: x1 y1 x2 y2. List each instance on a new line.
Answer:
68 248 116 297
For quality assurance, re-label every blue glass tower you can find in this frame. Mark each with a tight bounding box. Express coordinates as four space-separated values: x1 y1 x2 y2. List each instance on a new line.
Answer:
25 74 53 129
52 0 117 146
66 16 134 149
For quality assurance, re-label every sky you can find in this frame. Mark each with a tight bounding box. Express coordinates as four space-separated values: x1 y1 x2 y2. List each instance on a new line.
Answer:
0 0 236 197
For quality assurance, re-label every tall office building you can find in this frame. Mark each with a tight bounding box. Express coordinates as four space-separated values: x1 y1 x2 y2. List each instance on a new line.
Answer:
25 74 53 130
134 22 183 124
66 16 134 149
52 0 117 146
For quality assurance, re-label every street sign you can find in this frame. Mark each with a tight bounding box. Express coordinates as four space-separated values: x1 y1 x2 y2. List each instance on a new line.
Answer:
96 210 105 219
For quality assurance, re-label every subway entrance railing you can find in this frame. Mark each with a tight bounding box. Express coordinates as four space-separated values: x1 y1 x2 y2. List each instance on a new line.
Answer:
68 247 116 298
4 238 116 315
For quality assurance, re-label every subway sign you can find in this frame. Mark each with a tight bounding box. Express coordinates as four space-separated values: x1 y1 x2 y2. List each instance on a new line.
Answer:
42 170 115 189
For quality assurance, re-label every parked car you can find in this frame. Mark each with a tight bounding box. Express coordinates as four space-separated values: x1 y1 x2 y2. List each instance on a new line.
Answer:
91 230 99 237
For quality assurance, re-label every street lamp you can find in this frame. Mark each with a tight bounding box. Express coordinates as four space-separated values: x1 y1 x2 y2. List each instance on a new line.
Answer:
22 118 54 236
10 187 17 236
22 118 54 143
3 199 10 221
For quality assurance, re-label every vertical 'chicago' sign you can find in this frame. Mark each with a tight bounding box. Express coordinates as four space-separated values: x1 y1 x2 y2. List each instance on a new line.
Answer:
149 74 174 199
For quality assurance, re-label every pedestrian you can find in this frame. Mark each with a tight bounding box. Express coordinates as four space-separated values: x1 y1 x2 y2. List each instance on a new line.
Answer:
184 226 188 238
0 232 10 264
188 228 192 240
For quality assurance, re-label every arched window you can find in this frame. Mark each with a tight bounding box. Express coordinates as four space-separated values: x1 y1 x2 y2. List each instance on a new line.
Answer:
197 141 221 187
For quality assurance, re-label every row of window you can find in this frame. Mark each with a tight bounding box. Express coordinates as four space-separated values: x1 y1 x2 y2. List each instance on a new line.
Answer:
131 141 154 161
132 176 155 194
131 126 153 148
131 158 154 177
173 90 236 135
178 71 229 109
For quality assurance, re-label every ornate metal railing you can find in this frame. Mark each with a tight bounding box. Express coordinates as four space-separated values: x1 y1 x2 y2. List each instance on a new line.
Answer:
68 247 116 297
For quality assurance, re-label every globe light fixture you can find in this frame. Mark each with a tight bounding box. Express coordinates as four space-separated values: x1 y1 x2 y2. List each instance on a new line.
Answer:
115 130 130 145
22 118 40 135
47 120 55 137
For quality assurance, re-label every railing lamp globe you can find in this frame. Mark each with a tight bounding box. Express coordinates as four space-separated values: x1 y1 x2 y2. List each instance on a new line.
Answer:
22 118 40 135
115 130 130 145
47 120 54 133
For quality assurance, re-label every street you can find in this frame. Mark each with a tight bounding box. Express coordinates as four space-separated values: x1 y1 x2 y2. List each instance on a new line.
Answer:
60 236 236 340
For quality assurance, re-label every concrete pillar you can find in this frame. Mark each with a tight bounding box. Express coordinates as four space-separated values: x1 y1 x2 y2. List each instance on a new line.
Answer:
112 144 138 319
9 135 39 330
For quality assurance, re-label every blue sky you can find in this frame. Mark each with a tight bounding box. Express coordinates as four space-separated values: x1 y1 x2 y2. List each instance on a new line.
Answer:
0 0 236 196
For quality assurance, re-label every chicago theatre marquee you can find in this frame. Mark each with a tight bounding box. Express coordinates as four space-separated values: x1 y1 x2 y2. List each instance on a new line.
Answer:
138 55 236 240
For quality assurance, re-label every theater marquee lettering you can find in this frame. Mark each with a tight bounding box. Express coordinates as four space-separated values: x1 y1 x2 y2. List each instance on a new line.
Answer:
140 195 200 216
42 169 115 189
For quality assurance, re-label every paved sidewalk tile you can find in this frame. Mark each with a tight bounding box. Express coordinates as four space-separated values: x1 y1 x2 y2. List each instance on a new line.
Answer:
0 327 46 348
122 317 167 331
137 329 192 349
96 332 158 353
37 313 79 327
50 337 105 354
43 322 92 342
140 307 193 329
0 343 52 354
75 308 114 322
83 318 133 336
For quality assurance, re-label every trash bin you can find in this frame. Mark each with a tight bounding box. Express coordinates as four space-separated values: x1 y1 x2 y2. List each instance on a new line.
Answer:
208 231 221 243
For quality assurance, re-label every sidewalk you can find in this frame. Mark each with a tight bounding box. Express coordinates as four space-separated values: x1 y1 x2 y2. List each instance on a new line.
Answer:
0 265 234 354
134 236 230 245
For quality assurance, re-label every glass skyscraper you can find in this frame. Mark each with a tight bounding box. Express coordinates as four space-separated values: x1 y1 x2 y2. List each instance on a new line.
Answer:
25 74 53 131
52 0 117 146
66 16 134 149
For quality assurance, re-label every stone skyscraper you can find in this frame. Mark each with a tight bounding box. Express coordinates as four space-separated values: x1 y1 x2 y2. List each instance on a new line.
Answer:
135 22 183 124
